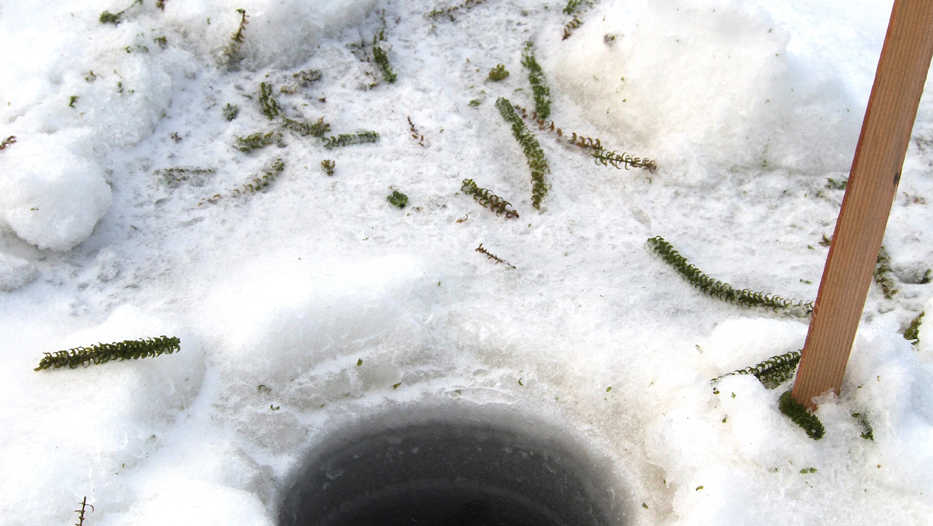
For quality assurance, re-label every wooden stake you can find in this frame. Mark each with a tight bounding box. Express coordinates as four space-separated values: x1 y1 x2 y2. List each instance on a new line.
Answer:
792 0 933 409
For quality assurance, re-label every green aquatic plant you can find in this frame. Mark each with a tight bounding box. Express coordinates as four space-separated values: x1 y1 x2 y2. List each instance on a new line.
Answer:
851 412 874 441
259 82 280 119
521 42 551 120
323 131 379 149
68 95 79 108
427 0 487 21
496 97 549 209
154 166 216 188
99 0 142 25
234 131 283 153
73 497 93 526
779 391 824 440
461 178 519 219
321 159 335 176
713 350 801 390
647 236 813 317
407 116 425 146
904 311 924 344
34 336 180 371
231 158 285 197
488 64 509 81
373 42 397 83
283 117 330 138
223 103 239 121
221 8 249 68
0 135 15 151
512 103 657 173
387 190 408 208
476 243 516 269
873 245 898 299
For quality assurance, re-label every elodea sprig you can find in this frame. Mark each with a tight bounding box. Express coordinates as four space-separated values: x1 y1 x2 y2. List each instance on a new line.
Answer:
496 97 549 209
904 311 924 344
321 159 335 176
234 131 284 153
512 103 657 173
713 350 801 390
521 42 551 120
461 179 519 219
259 82 280 119
155 166 216 188
488 64 509 81
0 135 15 151
373 40 397 83
779 391 824 440
231 158 285 197
99 0 142 25
476 243 516 269
34 336 180 371
323 131 379 149
221 8 249 68
873 245 898 299
283 117 330 137
561 0 595 39
427 0 487 21
647 236 814 317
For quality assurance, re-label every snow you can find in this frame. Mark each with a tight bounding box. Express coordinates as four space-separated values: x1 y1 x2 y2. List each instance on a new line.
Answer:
1 0 931 524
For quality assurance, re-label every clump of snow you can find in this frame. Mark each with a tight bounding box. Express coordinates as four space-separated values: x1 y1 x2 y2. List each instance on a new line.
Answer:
550 0 863 177
0 252 38 291
0 134 111 251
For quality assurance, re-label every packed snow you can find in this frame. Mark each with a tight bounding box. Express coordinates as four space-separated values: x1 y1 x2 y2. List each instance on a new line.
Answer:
1 0 931 524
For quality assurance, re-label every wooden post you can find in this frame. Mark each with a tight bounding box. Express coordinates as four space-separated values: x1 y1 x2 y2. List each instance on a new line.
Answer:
792 0 933 410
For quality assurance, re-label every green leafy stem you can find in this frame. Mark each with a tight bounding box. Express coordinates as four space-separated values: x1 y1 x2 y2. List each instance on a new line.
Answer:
496 97 549 209
34 336 180 371
647 236 813 317
713 350 801 390
461 178 519 219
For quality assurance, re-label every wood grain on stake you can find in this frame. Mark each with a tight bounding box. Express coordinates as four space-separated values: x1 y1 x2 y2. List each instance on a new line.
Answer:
792 0 933 409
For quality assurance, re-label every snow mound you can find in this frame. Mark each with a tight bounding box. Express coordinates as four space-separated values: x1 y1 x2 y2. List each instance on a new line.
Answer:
0 135 111 251
550 0 862 177
0 252 38 291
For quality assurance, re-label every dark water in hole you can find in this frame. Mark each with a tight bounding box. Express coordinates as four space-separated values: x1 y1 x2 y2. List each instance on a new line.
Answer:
277 408 623 526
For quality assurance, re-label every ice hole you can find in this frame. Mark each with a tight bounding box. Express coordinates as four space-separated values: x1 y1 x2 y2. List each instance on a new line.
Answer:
277 405 624 525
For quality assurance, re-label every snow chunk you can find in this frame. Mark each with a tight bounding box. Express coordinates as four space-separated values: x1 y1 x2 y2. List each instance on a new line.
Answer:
0 252 37 291
551 0 862 176
0 135 111 251
112 478 273 526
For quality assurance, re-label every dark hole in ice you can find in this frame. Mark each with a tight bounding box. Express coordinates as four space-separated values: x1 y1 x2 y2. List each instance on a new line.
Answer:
277 406 624 526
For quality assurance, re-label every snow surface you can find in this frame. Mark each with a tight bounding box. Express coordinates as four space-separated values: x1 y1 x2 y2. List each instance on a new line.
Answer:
1 0 931 524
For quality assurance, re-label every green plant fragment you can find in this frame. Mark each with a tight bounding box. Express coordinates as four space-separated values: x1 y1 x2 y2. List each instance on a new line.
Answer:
904 311 924 344
283 117 330 137
521 42 551 120
259 82 280 119
234 131 283 153
461 179 519 218
779 391 824 440
488 64 509 81
99 0 141 25
373 44 397 83
852 412 874 440
496 97 549 209
323 131 379 149
713 350 801 390
223 103 239 121
387 190 408 208
321 159 335 176
647 236 813 317
873 246 898 299
34 336 180 371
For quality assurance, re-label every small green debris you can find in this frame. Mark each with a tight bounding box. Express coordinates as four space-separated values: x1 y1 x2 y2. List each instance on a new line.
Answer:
799 467 818 474
356 358 363 367
85 71 98 82
826 177 847 190
819 234 832 247
270 404 280 411
427 0 488 21
99 0 141 25
606 386 612 392
387 190 409 209
488 64 509 81
468 99 482 107
223 103 239 121
293 69 323 86
641 502 649 510
154 35 168 49
259 82 280 119
874 246 898 299
392 382 402 389
68 95 79 108
373 44 397 83
476 243 517 270
323 131 379 149
920 269 932 284
779 391 825 440
695 486 704 492
712 350 801 390
321 159 335 176
518 378 524 386
257 384 272 394
154 167 216 188
230 158 285 196
852 412 875 440
222 8 249 68
461 178 519 218
904 311 924 344
1 135 17 152
234 131 283 153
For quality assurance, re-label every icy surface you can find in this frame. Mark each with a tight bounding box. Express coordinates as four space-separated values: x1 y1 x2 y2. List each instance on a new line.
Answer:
1 0 931 525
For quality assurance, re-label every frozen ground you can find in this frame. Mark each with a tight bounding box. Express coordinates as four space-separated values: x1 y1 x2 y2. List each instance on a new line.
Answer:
1 0 931 524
